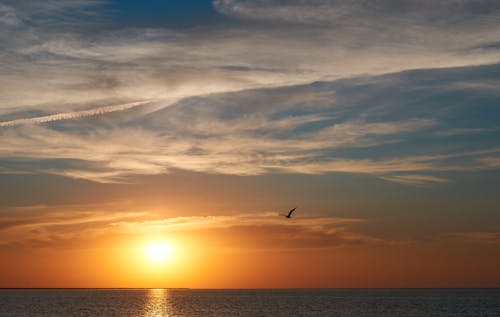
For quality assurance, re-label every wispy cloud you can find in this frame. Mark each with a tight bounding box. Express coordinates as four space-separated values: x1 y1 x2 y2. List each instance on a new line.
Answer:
120 213 362 231
0 205 383 250
379 174 449 186
434 127 499 137
0 100 152 127
448 232 500 244
480 157 500 168
1 64 500 184
0 204 147 249
0 0 499 184
215 0 500 26
0 3 20 26
2 0 500 112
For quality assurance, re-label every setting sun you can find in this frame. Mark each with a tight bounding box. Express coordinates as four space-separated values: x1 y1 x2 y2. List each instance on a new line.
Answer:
145 243 173 263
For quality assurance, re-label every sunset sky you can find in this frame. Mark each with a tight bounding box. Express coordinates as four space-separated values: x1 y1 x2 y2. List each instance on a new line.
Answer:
1 0 500 288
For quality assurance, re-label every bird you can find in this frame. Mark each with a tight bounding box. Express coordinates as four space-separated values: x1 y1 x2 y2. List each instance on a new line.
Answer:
283 207 297 219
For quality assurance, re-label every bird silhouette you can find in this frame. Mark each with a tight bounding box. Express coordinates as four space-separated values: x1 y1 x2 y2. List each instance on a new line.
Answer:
283 207 297 219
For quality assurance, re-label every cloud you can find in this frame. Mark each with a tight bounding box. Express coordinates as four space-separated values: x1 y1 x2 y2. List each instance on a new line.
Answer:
213 0 500 70
0 100 152 127
214 0 500 25
0 3 20 25
480 157 500 168
122 213 362 231
0 1 499 184
379 174 449 186
448 232 500 244
1 63 500 183
0 117 441 182
0 205 382 250
0 0 103 28
0 204 147 249
434 127 499 137
2 0 500 114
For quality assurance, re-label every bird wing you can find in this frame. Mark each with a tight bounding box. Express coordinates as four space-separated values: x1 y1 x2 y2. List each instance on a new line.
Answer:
287 207 297 217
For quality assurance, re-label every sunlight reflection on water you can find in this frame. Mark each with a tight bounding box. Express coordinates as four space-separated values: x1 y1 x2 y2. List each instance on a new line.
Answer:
143 288 169 317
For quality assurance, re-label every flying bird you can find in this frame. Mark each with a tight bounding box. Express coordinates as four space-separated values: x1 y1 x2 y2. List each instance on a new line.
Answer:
283 207 297 219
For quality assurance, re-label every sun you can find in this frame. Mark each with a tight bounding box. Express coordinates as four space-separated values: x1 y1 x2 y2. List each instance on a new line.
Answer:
145 242 173 263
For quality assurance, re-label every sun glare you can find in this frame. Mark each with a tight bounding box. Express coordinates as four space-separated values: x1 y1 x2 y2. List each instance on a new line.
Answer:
145 242 173 263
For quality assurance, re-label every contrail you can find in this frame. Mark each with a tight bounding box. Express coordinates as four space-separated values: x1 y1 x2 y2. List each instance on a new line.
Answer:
0 100 153 127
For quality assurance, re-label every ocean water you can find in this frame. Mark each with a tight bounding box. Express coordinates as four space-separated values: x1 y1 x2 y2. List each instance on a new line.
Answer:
0 288 499 317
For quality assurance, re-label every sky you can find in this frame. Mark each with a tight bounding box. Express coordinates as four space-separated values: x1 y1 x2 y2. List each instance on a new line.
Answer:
1 0 500 288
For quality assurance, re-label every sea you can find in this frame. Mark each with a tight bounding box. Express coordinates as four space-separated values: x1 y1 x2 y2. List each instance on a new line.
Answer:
0 288 499 317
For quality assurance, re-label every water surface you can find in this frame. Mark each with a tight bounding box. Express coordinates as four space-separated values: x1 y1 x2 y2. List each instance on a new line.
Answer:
0 288 499 316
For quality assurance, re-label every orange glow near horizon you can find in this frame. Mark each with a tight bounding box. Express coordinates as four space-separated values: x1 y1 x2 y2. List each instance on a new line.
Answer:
0 205 500 289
